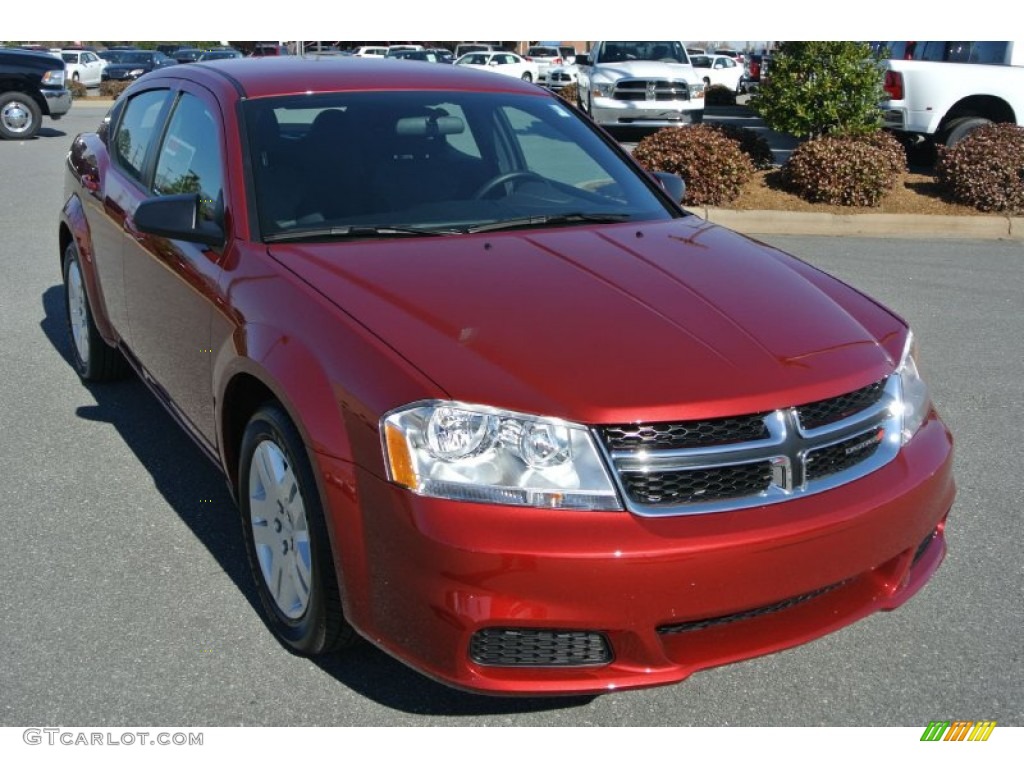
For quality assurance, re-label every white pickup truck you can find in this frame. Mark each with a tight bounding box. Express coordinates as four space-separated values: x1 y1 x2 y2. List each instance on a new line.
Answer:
879 41 1024 146
575 41 705 129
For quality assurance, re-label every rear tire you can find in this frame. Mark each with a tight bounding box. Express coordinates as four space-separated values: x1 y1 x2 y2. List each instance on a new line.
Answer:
942 117 992 148
63 241 128 381
521 71 533 82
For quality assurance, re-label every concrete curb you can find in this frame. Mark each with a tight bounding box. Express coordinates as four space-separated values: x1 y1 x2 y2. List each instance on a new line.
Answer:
685 208 1024 241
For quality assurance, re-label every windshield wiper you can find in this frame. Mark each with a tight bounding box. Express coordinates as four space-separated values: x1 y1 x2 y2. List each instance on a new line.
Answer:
466 212 632 234
265 225 460 243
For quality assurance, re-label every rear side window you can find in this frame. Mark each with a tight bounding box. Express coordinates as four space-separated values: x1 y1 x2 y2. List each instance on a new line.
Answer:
154 93 224 223
113 90 172 184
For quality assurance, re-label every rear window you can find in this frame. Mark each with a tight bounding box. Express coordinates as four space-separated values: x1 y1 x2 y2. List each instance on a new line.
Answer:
908 41 1008 63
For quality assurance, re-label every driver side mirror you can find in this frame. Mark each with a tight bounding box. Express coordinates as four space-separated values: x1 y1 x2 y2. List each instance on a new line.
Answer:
653 172 686 204
134 193 225 247
575 53 591 66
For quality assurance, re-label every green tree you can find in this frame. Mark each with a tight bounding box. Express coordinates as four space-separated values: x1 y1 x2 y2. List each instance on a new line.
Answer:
750 41 886 139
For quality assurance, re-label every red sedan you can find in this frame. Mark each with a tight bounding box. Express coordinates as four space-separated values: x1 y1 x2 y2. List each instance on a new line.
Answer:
59 58 955 695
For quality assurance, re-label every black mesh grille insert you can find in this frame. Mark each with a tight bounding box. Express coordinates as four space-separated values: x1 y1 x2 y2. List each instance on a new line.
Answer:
470 629 612 667
797 378 888 430
805 429 884 482
601 414 769 451
658 580 849 635
621 462 773 506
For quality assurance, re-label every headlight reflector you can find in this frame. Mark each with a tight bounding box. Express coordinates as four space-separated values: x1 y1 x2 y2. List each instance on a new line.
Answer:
383 402 622 511
593 81 616 97
42 69 66 87
895 332 930 444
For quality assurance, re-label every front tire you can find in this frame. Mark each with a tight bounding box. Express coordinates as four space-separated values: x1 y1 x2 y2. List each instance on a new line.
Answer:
0 91 43 140
239 403 355 656
63 242 128 381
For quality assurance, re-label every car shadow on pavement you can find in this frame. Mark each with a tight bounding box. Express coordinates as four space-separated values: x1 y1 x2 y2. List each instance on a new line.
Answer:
39 285 592 716
36 127 68 139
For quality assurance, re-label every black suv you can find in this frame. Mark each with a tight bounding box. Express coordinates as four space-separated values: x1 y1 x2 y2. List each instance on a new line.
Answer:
0 47 72 139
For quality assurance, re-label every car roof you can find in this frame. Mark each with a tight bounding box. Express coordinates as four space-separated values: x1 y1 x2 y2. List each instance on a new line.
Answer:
156 57 544 100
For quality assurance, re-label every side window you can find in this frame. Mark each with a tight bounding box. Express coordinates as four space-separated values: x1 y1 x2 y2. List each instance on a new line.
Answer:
153 93 224 223
500 105 619 197
113 89 172 184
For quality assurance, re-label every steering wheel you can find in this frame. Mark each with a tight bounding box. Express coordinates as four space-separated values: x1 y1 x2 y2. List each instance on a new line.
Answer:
473 171 550 199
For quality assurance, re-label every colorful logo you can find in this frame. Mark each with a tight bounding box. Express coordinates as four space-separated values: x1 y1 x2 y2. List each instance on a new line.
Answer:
921 721 997 741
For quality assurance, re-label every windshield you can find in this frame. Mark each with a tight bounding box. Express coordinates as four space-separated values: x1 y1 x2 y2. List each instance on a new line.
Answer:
243 90 676 240
599 42 688 64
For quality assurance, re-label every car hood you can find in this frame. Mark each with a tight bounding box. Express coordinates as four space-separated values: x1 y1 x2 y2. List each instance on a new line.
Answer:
592 60 697 81
269 218 905 423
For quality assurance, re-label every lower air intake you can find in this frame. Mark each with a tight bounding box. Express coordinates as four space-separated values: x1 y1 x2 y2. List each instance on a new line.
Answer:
470 628 612 667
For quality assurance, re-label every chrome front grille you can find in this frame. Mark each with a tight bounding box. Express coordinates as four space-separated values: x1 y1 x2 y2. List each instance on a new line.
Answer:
601 414 769 451
621 462 773 506
597 376 899 517
797 378 888 430
612 79 691 102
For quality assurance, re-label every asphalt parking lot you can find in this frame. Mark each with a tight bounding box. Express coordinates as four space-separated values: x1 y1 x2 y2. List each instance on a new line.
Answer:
0 103 1021 727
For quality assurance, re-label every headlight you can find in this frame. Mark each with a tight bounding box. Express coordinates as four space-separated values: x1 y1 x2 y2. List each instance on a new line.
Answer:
382 402 622 511
689 82 706 99
895 331 930 444
593 81 616 97
41 69 65 87
128 68 145 77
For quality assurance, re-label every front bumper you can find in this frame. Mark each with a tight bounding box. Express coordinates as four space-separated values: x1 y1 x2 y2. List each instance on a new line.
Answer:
319 412 954 695
43 88 72 119
591 96 704 128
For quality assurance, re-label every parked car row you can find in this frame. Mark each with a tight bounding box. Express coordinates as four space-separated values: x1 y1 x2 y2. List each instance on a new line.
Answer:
55 45 248 85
